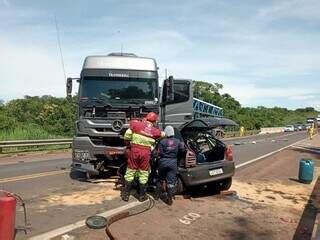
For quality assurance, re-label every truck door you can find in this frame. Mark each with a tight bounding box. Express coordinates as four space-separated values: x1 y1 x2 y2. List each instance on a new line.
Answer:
161 79 193 128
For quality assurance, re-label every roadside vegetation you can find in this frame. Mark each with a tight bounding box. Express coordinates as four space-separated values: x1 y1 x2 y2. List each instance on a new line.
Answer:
0 81 317 140
0 95 76 140
193 81 318 130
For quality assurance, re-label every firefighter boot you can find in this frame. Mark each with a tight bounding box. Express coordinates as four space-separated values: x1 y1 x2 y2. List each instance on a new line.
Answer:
154 182 162 200
121 181 132 202
167 187 174 206
139 183 148 202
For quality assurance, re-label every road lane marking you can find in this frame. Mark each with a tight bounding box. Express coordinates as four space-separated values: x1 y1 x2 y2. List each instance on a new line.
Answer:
0 157 71 166
226 132 303 147
235 137 307 169
29 201 144 240
224 131 301 142
0 170 69 183
179 212 201 225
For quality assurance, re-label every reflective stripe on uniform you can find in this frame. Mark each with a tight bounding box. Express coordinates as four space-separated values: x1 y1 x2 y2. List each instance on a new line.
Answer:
131 133 155 148
124 128 133 141
124 168 136 182
137 170 149 184
124 168 149 184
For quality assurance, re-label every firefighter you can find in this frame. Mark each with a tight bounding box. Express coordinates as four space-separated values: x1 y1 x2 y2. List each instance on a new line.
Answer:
240 126 245 137
308 123 314 140
121 112 163 202
156 126 185 205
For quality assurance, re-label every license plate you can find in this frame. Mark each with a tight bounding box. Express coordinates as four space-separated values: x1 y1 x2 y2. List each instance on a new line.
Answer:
106 150 123 156
209 168 223 176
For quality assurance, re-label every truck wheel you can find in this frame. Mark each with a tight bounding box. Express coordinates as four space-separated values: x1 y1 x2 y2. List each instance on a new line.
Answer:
86 172 94 180
218 178 232 191
174 177 185 195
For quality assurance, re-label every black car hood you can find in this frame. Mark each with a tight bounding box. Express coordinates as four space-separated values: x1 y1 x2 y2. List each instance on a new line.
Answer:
179 119 211 133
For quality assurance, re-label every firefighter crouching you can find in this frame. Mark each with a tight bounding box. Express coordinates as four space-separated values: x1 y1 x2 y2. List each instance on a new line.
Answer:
121 112 164 202
156 126 185 205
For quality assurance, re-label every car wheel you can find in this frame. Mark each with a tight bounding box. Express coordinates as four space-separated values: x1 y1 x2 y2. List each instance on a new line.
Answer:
174 177 185 195
218 178 232 191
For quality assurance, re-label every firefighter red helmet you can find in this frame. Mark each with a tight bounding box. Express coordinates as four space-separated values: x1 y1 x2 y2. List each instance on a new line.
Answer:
145 112 158 122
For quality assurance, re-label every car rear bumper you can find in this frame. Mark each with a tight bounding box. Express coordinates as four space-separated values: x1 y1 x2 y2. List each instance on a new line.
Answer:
178 160 235 187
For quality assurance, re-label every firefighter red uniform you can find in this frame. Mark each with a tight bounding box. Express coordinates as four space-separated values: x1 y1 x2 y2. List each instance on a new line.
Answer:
121 112 163 202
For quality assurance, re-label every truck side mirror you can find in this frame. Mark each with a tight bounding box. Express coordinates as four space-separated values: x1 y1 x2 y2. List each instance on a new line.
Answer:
163 75 174 103
66 78 73 98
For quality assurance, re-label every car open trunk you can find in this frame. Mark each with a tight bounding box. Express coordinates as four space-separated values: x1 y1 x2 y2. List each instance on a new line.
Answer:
177 119 226 165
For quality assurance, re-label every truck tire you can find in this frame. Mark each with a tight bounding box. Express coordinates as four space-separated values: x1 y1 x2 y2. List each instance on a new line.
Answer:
174 177 185 195
218 178 232 191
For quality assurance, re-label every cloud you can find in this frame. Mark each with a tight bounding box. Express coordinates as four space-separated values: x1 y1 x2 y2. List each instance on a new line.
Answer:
2 0 10 8
258 0 320 22
0 37 66 100
0 0 319 111
222 83 319 109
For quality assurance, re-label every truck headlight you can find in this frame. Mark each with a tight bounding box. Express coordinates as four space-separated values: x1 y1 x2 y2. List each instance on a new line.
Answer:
73 149 90 161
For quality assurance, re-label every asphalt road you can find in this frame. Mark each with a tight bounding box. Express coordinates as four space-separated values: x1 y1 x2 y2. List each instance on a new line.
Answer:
0 131 308 238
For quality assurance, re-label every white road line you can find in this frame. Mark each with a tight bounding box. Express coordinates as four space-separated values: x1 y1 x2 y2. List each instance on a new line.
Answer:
0 170 69 183
235 137 307 169
29 201 144 240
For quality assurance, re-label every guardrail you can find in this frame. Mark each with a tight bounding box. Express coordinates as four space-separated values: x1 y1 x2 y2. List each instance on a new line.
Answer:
0 130 263 153
0 139 72 153
224 130 260 138
260 127 285 134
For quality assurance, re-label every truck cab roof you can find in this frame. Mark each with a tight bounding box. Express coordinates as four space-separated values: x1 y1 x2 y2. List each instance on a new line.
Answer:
82 53 158 71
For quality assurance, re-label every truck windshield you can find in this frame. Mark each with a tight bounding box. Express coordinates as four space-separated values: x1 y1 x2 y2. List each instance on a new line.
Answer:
80 76 157 103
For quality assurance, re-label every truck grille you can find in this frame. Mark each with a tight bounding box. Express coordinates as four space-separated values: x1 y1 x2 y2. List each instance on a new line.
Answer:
107 112 126 119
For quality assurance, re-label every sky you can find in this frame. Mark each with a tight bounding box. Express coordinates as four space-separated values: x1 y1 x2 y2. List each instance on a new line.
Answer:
0 0 319 110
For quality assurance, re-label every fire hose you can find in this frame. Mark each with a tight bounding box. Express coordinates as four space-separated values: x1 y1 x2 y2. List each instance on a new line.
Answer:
86 163 156 240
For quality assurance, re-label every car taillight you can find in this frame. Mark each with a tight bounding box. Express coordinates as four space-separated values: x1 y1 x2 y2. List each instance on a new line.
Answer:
185 150 197 168
225 145 233 161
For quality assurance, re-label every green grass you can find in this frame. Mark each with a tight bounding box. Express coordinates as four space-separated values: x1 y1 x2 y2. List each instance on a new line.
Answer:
0 124 66 141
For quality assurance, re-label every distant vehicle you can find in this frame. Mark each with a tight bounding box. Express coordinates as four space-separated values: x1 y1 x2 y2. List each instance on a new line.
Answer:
151 119 235 194
294 124 303 131
305 123 312 130
301 124 307 130
284 125 295 132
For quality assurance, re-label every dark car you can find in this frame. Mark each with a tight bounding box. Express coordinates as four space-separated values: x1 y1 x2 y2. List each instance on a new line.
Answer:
152 119 235 194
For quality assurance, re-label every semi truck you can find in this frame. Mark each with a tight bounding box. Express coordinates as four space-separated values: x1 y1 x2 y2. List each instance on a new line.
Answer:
67 52 227 178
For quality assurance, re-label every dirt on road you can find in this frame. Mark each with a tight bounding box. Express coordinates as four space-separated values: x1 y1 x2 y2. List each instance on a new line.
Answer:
55 136 320 240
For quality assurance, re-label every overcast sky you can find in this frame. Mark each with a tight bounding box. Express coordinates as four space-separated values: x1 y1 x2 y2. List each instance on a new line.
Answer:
1 0 319 110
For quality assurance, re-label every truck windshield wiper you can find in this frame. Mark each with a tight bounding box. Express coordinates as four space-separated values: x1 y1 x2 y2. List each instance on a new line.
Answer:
126 100 142 104
81 97 112 108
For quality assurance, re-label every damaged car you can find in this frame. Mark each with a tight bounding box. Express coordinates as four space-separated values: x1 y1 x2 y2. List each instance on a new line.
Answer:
151 119 235 194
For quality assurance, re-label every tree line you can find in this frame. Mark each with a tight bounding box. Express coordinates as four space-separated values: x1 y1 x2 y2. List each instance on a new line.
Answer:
193 81 318 129
0 81 317 140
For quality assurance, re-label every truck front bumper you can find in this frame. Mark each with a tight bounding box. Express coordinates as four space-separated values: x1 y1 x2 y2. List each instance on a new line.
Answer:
71 136 126 173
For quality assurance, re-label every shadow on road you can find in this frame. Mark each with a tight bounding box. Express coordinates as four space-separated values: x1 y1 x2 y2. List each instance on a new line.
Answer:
291 146 320 155
293 176 319 240
290 146 320 240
